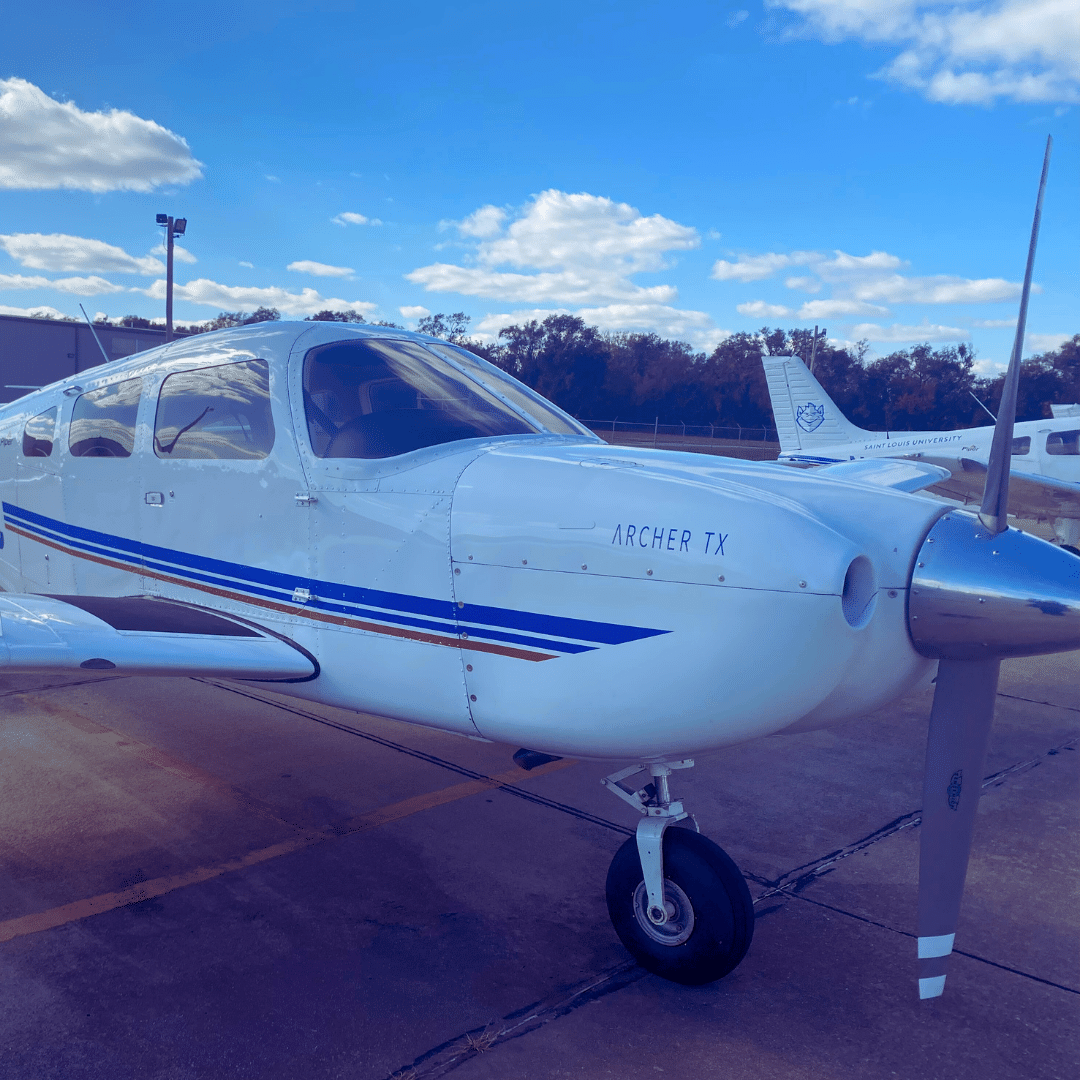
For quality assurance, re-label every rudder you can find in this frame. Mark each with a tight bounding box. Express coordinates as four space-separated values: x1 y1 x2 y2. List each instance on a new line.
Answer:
762 355 871 456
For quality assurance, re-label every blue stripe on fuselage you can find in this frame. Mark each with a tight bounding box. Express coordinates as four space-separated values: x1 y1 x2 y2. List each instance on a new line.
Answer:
2 501 667 650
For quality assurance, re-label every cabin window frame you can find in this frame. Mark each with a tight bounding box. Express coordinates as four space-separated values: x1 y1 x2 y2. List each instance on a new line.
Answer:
21 406 58 459
152 357 276 461
1045 429 1079 456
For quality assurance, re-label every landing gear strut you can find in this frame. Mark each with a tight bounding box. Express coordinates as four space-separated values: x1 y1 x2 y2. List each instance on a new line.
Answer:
601 761 754 985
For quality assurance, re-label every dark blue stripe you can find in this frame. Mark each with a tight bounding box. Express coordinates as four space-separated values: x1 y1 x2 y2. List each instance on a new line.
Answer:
10 516 593 655
3 502 664 647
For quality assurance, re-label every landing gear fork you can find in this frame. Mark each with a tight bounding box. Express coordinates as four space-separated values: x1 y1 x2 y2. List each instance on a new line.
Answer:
601 759 697 927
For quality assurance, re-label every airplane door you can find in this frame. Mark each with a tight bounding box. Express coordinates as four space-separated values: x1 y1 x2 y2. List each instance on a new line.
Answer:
61 376 147 595
288 332 479 734
12 402 75 592
139 357 312 640
1038 426 1080 484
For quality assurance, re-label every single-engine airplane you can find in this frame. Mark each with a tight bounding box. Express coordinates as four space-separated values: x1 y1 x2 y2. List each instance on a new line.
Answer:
762 356 1080 554
1 139 1077 997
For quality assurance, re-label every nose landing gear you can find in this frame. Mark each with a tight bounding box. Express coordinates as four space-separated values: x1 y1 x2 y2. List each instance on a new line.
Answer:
601 761 754 985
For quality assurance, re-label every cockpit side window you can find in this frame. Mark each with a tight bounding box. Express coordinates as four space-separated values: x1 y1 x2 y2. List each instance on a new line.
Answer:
1046 429 1079 456
22 407 57 458
422 342 593 437
69 378 142 458
1011 436 1030 456
303 339 536 459
154 359 275 459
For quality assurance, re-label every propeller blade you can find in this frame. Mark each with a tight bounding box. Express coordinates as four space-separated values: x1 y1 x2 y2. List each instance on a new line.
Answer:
979 135 1052 534
917 656 1001 999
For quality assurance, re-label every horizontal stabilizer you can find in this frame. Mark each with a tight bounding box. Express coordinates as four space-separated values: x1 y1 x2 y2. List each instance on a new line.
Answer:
0 594 317 681
816 459 952 493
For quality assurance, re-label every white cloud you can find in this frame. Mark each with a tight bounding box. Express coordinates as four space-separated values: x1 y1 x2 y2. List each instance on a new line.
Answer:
482 190 698 274
851 274 1021 304
238 261 254 269
0 303 69 319
473 303 727 352
1026 331 1071 353
399 305 431 319
410 190 719 346
140 278 378 318
0 273 123 296
407 263 678 306
798 298 888 318
0 233 164 275
737 300 794 318
332 211 382 227
770 1 1080 105
149 241 197 264
410 190 699 305
456 205 507 238
713 247 1024 328
974 317 1016 328
712 252 803 282
728 10 750 27
847 322 971 342
287 259 355 278
0 77 202 191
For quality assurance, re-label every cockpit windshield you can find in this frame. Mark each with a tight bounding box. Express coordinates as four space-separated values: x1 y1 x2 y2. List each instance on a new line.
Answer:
422 342 593 438
304 338 539 458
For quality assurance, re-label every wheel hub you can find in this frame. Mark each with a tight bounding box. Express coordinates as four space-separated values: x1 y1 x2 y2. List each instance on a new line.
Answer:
633 879 695 946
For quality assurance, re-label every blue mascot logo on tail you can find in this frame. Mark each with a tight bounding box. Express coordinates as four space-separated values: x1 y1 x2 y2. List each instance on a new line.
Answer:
795 402 825 433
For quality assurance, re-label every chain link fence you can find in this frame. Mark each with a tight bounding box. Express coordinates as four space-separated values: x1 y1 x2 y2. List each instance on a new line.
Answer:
580 419 780 461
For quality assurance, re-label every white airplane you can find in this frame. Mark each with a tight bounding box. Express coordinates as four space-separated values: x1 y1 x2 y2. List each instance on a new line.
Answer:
762 357 1080 554
1 142 1076 999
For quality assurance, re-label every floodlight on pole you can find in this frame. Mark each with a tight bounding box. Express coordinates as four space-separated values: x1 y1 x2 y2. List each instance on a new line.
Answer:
156 213 188 342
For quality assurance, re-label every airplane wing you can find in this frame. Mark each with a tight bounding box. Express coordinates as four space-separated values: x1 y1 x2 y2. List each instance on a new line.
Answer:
0 594 317 681
921 458 1080 520
814 458 952 493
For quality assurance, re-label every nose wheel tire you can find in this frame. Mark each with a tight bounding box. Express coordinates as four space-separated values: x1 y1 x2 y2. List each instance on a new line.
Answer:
605 828 754 985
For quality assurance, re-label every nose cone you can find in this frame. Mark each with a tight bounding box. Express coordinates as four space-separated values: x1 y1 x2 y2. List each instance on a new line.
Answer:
909 511 1080 660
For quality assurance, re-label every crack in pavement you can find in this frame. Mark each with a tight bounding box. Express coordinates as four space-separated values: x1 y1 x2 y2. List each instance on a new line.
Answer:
372 730 1078 1078
752 735 1078 903
383 962 648 1080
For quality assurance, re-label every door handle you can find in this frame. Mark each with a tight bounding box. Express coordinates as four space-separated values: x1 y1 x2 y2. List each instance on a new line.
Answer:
145 491 164 506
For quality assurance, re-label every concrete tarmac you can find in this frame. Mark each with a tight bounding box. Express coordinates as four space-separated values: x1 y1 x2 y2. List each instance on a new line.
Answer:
0 653 1076 1080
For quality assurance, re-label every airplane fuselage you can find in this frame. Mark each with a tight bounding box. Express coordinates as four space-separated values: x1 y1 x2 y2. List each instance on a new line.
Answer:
0 323 947 760
781 417 1080 490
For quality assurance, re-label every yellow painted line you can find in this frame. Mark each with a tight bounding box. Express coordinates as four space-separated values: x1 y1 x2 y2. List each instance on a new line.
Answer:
0 757 574 944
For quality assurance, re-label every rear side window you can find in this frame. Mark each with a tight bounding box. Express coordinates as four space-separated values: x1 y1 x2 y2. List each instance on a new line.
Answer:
69 378 142 458
22 407 57 458
1010 436 1030 456
1046 429 1079 456
154 359 274 460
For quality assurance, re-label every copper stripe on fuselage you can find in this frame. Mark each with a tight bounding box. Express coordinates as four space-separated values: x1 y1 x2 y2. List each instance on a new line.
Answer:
5 524 558 662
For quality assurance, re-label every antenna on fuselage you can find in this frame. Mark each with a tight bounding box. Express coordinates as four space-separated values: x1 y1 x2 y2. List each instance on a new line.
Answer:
968 391 997 423
79 304 110 365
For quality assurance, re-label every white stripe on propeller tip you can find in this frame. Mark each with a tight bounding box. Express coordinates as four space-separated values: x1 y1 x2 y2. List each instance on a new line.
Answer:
919 976 947 1000
917 933 955 959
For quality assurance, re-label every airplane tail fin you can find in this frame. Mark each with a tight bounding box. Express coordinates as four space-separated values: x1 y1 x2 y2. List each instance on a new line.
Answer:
762 355 872 458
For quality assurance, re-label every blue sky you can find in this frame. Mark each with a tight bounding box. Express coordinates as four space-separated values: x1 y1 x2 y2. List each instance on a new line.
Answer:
0 1 1076 371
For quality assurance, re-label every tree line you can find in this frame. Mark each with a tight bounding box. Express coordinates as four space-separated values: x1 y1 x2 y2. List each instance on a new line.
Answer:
106 307 1079 431
422 313 1078 431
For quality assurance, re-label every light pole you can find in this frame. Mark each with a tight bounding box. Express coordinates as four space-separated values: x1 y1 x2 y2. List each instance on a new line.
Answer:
155 213 187 342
